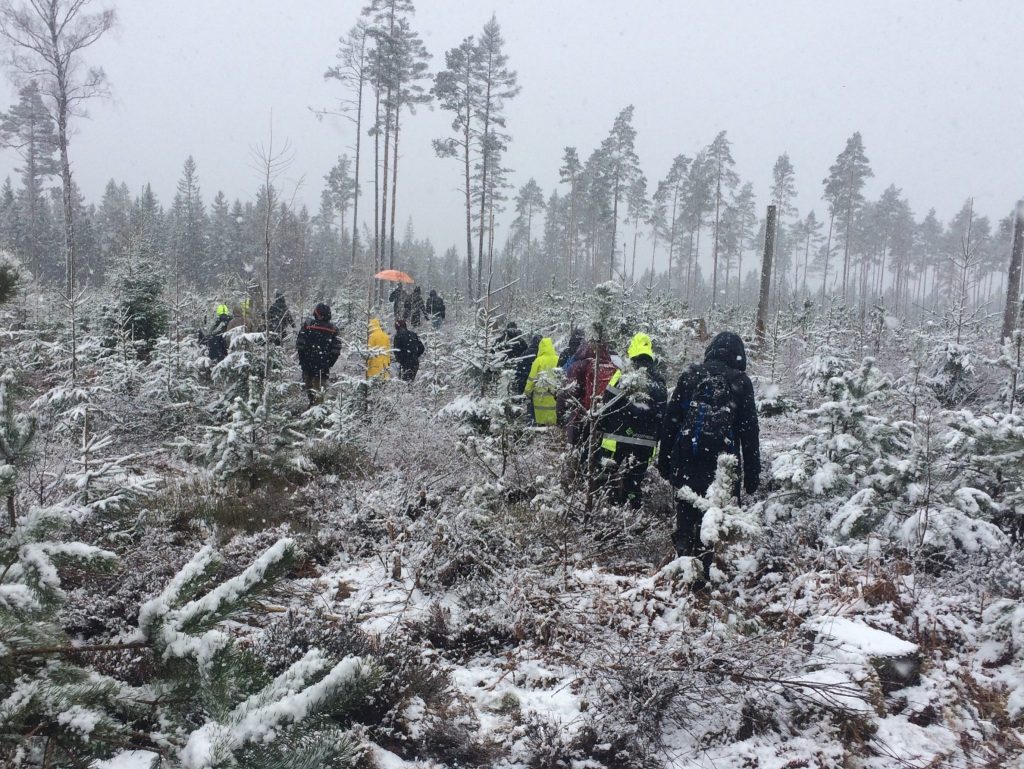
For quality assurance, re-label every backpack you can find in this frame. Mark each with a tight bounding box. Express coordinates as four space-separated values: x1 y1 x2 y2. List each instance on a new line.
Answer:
671 371 736 467
581 360 617 411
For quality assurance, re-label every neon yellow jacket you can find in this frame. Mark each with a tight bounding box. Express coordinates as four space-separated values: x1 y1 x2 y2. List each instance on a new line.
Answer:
525 337 560 425
367 319 391 379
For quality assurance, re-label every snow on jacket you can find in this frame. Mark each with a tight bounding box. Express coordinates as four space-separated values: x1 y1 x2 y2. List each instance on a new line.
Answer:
524 337 560 425
559 341 618 433
367 319 392 379
394 327 425 368
425 291 446 321
657 331 760 494
295 316 342 376
599 343 668 452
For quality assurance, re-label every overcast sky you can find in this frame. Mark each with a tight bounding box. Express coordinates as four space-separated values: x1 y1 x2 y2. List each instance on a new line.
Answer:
2 0 1022 264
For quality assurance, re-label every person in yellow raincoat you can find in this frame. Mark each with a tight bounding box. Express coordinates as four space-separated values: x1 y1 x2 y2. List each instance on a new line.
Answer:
524 337 560 425
367 318 392 378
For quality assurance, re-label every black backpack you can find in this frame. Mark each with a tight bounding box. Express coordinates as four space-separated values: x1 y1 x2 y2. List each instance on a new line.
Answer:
671 370 737 470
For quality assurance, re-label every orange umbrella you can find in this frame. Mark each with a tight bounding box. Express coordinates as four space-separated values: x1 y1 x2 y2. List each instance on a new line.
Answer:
373 269 414 283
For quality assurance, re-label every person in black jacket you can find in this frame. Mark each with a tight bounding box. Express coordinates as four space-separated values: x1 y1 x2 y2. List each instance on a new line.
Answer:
393 319 425 381
203 303 233 363
405 287 425 328
426 289 446 329
295 303 342 405
388 285 408 321
597 333 668 507
657 331 760 575
267 291 295 341
514 334 541 396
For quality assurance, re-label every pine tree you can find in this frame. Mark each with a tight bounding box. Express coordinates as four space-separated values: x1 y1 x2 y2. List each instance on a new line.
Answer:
558 147 582 285
324 155 356 275
598 105 642 280
770 153 798 301
0 369 36 527
681 151 713 298
657 155 689 285
0 80 59 281
706 131 739 309
510 178 545 290
433 34 481 296
624 173 649 282
0 0 116 385
823 132 873 302
472 15 519 297
325 20 371 269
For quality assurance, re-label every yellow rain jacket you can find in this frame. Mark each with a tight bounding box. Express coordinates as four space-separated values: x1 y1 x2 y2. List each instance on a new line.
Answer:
367 319 392 379
524 337 560 425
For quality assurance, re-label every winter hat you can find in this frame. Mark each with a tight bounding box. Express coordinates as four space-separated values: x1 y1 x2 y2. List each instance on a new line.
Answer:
627 333 654 360
314 303 331 322
396 319 408 331
215 303 230 317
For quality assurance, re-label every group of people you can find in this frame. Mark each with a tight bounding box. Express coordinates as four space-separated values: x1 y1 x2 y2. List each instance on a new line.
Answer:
497 322 761 574
203 293 760 576
388 285 446 330
202 286 449 405
201 290 295 362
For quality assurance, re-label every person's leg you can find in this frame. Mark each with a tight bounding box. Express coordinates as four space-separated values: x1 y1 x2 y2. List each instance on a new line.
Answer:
673 498 702 557
620 446 652 508
312 373 327 406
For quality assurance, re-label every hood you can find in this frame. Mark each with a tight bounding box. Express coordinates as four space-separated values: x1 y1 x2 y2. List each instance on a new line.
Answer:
368 318 383 333
627 333 654 360
537 337 556 357
704 331 747 372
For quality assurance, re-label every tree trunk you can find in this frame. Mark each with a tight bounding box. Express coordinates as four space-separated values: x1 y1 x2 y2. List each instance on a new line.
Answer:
351 34 366 269
463 84 474 298
608 171 620 280
476 50 495 301
379 92 392 271
755 205 778 345
1001 201 1024 341
372 88 381 276
821 211 835 305
711 171 722 310
388 90 402 269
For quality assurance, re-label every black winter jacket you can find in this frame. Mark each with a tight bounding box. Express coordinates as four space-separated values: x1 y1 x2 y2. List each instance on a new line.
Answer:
394 328 425 368
295 317 342 376
598 355 668 449
425 294 446 320
657 332 760 495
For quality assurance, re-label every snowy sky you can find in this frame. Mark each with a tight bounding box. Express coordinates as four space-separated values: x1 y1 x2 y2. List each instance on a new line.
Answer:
1 0 1022 259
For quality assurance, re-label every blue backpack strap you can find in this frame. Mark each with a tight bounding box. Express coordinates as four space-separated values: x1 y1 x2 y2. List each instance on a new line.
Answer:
690 380 713 456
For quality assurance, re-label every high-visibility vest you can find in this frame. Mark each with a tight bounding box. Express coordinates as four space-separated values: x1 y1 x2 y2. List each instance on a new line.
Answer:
600 369 660 454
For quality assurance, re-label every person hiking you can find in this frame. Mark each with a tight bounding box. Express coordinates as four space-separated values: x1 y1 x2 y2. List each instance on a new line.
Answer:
295 303 342 406
657 331 760 581
597 333 668 507
405 286 425 328
267 291 294 341
514 334 542 395
559 338 619 449
426 289 446 330
367 318 392 379
559 327 585 371
524 337 560 425
203 303 232 363
493 322 527 369
388 284 408 322
394 319 425 381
